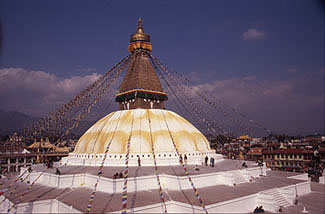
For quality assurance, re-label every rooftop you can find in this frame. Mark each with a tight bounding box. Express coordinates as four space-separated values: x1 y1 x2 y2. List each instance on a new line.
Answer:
263 148 314 154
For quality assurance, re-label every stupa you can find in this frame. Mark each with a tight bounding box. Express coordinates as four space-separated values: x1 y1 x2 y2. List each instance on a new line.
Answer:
62 18 217 167
0 19 316 214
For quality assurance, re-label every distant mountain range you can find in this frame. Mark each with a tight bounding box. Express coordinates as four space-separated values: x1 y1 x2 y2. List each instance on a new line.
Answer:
0 109 97 137
0 110 39 135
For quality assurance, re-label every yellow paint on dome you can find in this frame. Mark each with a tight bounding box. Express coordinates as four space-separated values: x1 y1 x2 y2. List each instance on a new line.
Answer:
73 109 211 155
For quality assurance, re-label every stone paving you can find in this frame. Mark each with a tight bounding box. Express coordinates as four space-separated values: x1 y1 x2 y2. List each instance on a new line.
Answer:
0 179 70 204
57 187 165 213
166 170 304 207
0 177 165 213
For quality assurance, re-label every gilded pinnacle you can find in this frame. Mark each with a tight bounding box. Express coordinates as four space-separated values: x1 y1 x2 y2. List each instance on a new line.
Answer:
137 17 144 33
128 18 152 52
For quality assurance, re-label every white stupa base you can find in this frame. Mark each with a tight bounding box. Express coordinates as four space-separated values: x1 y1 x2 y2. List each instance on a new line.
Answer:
61 150 219 166
17 164 266 193
1 170 312 214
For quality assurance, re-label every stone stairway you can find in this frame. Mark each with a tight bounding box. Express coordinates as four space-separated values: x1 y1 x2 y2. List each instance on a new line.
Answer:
262 188 292 208
232 170 248 185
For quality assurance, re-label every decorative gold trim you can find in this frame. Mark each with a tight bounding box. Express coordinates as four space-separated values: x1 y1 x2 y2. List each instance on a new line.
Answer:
128 41 152 52
115 89 167 97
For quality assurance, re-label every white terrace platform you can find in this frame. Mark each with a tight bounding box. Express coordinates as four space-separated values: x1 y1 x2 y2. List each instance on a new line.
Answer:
18 160 267 193
0 160 314 213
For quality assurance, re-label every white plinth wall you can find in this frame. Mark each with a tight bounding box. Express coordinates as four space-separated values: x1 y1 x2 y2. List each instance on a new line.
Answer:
17 165 266 192
61 151 219 166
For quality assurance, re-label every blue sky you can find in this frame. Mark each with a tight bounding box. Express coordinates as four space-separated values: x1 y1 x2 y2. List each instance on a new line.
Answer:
0 0 324 135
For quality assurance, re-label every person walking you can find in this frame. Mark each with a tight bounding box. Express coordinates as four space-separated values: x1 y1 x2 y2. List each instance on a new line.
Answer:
210 157 215 167
179 155 183 164
204 156 208 166
184 154 188 165
55 168 61 175
137 156 141 167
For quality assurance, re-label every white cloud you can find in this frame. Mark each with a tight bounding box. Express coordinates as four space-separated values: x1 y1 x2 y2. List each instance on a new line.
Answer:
167 74 323 135
242 28 266 41
193 76 306 108
0 67 323 135
0 68 101 116
57 73 100 94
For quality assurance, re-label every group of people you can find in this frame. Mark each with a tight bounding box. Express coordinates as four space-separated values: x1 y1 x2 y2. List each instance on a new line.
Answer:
204 155 215 167
179 154 188 165
45 159 54 169
253 206 264 213
110 154 217 176
113 172 124 179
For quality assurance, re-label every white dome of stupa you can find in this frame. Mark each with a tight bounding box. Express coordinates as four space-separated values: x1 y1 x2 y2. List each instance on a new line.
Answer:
63 109 215 166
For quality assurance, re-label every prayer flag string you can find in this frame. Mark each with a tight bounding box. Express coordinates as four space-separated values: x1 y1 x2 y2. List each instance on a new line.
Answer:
121 111 135 213
86 111 123 213
160 110 208 214
147 110 168 213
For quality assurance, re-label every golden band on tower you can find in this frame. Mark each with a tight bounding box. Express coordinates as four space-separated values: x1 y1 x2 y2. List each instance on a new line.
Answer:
128 18 153 53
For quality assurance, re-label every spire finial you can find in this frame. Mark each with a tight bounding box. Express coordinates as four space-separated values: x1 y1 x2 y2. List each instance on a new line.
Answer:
137 17 144 33
128 18 152 52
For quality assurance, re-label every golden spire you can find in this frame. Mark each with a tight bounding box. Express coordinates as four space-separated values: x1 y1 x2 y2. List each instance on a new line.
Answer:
136 17 144 33
128 18 152 52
